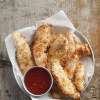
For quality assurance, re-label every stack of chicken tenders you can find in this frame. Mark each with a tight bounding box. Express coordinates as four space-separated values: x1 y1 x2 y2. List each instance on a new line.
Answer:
12 24 91 100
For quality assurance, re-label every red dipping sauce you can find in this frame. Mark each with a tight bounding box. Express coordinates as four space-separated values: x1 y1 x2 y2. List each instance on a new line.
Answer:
24 67 53 96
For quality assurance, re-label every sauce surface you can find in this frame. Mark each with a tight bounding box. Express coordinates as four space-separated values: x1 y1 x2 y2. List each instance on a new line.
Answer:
24 67 52 95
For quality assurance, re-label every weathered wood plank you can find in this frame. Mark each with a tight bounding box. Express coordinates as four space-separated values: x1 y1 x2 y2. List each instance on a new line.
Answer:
0 0 100 100
0 62 30 100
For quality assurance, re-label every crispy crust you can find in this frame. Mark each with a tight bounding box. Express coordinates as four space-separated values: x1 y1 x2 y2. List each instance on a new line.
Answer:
51 59 80 99
32 25 53 67
12 32 34 75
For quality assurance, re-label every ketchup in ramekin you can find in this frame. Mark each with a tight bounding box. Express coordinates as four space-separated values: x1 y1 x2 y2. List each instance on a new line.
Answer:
23 67 53 96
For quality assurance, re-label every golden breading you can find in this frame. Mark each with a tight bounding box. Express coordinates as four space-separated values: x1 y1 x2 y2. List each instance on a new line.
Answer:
32 42 48 67
75 44 91 57
32 25 53 67
12 32 34 75
51 59 80 99
74 63 85 91
35 24 52 41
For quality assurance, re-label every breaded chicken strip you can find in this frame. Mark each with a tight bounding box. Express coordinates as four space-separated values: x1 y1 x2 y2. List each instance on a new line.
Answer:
51 59 80 99
32 25 53 67
74 63 85 91
12 32 34 75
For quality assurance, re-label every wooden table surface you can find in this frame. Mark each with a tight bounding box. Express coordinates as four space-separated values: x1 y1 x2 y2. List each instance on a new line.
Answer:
0 0 100 100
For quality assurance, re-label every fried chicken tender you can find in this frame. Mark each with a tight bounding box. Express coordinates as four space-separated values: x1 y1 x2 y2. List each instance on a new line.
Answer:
51 59 80 99
32 25 53 67
74 63 85 91
12 32 34 75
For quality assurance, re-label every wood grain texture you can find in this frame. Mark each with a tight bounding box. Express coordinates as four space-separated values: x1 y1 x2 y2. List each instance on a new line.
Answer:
0 59 30 100
0 0 100 100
